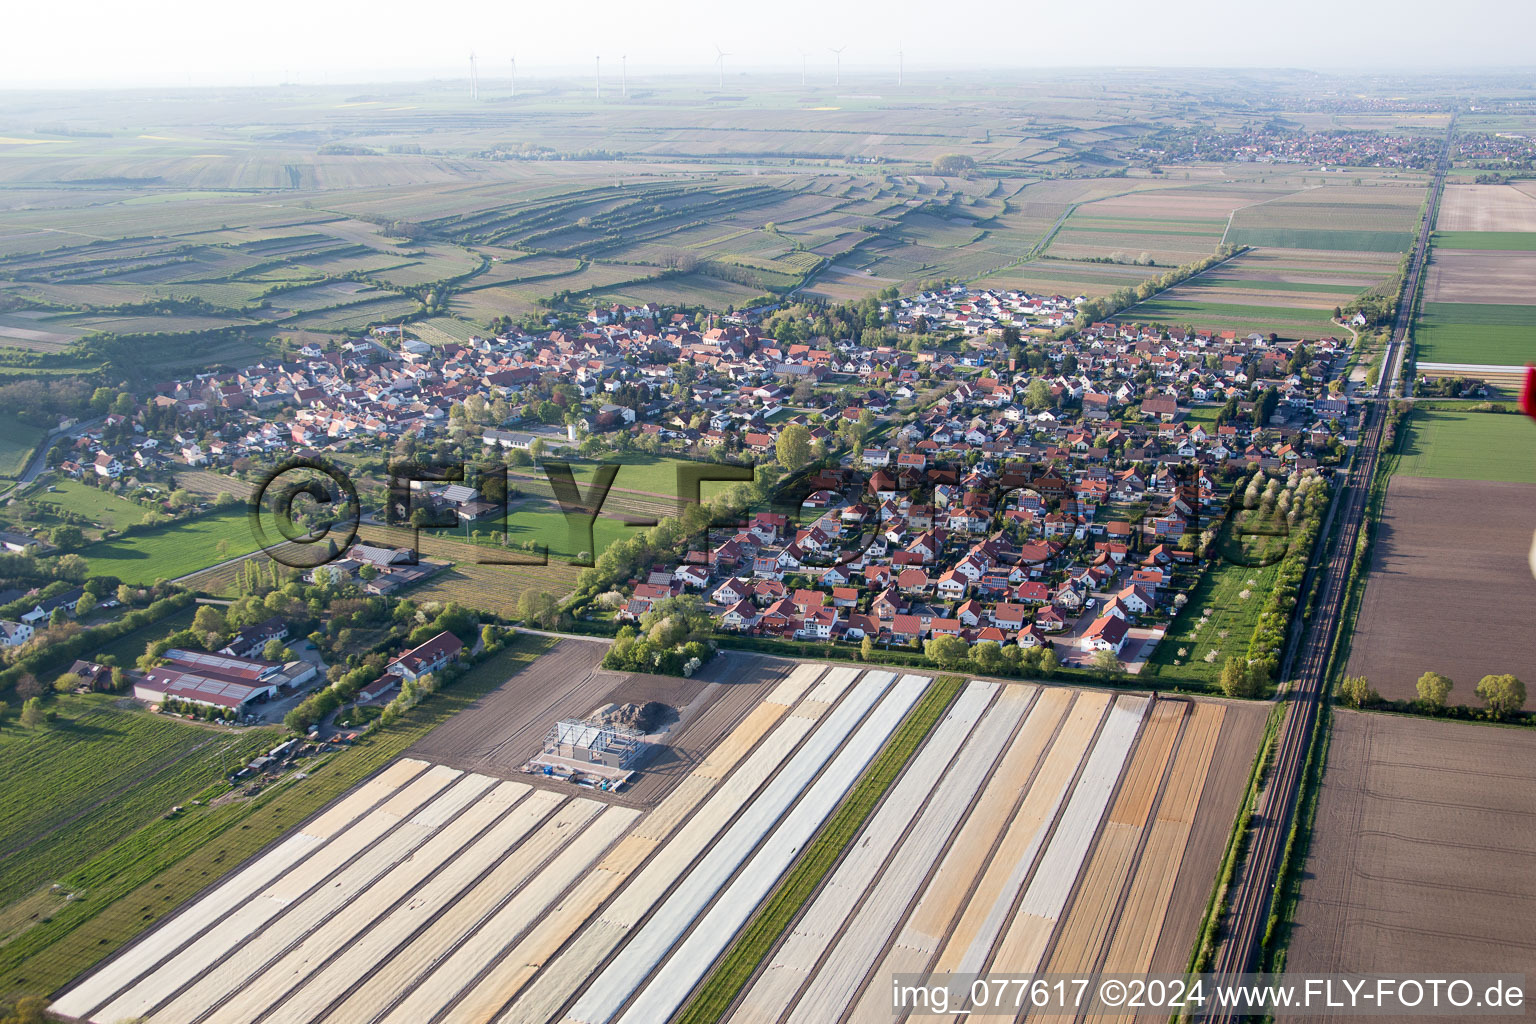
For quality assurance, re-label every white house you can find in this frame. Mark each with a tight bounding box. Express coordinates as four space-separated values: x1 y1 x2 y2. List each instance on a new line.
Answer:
0 620 32 648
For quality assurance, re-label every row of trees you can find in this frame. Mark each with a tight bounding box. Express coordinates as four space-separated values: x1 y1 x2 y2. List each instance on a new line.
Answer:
917 635 1062 678
1337 670 1527 719
1065 246 1242 333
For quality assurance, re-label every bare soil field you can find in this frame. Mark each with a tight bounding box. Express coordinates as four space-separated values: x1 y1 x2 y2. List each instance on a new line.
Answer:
1346 476 1536 702
1283 712 1536 1012
407 642 793 809
1436 183 1536 232
1140 697 1269 976
1424 248 1536 304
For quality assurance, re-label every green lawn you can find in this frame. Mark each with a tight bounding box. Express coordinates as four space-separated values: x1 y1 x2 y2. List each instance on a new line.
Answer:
0 635 554 1000
539 453 735 499
1415 302 1536 366
1145 523 1285 687
1226 227 1414 252
33 480 150 531
77 509 260 583
428 496 637 564
0 414 44 479
1396 409 1536 484
1432 230 1536 251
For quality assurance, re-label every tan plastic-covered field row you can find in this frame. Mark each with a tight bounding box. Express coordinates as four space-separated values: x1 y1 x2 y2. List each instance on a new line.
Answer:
731 681 1010 1022
379 805 642 1024
51 757 433 1022
774 684 1036 1024
205 779 539 1024
989 695 1150 975
844 687 1078 1024
154 771 502 1024
562 671 903 1024
286 794 604 1024
1036 701 1186 985
614 674 933 1024
935 692 1114 975
1091 702 1225 1024
92 762 465 1024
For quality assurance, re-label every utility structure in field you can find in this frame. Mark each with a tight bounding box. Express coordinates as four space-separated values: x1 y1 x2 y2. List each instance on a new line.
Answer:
508 55 516 99
595 55 601 101
621 54 628 98
830 45 846 87
713 43 730 89
531 718 645 788
468 51 479 101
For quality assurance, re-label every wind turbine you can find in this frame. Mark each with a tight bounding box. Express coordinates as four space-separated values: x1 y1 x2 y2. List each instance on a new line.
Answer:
509 56 516 100
621 54 628 98
829 45 846 87
595 55 601 100
469 51 479 101
800 51 808 88
898 46 904 86
713 43 730 89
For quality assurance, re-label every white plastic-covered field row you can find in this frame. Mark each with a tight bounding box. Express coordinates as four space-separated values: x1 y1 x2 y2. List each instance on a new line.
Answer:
734 682 1035 1024
51 757 434 1022
52 660 868 1024
728 690 1174 1024
559 669 924 1024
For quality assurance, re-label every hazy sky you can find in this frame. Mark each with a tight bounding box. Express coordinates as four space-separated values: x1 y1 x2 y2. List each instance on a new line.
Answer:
5 0 1535 88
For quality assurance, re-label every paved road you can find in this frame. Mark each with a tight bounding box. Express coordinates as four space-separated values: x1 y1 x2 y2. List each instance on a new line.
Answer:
1204 117 1455 1015
0 416 106 500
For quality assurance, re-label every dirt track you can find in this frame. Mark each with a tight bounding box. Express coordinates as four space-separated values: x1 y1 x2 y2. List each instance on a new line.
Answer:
1282 712 1536 1021
406 642 793 808
1346 476 1536 703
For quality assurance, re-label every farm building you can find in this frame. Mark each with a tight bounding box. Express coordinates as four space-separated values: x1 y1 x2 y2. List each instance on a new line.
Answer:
133 649 314 711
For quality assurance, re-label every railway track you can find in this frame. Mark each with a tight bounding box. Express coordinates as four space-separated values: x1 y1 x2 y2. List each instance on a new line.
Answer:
1202 119 1456 1018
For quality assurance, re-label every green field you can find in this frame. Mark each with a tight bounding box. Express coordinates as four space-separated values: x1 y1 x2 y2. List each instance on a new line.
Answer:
1226 227 1414 252
1395 409 1536 484
0 635 555 1000
0 413 44 479
0 696 278 910
1415 302 1536 366
32 480 150 531
1113 297 1336 337
1432 231 1536 251
77 508 260 583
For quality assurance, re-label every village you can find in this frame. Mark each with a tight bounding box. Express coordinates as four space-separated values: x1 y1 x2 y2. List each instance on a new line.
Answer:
10 281 1360 680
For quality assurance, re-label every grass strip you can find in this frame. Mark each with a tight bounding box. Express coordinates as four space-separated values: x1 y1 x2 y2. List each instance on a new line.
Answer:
673 673 965 1024
0 634 553 1001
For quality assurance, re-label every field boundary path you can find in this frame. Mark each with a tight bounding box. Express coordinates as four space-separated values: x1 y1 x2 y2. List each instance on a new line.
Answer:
1205 115 1455 1015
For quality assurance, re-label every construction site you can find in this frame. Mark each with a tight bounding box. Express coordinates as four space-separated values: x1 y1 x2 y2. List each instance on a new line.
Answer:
50 655 1266 1024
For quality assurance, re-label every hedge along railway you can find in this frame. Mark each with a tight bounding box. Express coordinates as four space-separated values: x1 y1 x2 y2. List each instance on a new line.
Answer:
49 662 1264 1024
